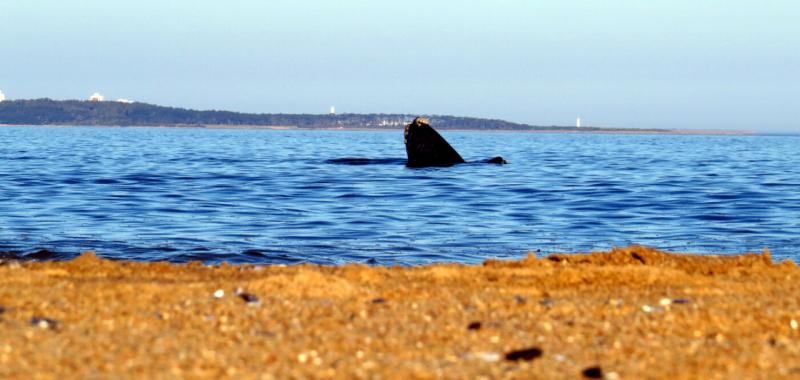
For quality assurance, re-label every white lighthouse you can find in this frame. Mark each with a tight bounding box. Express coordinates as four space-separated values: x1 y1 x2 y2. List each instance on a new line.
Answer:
576 117 581 128
329 106 336 115
0 89 5 102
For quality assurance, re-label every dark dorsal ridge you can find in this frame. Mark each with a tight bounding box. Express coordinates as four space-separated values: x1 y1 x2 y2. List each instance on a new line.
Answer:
404 117 505 167
404 117 466 167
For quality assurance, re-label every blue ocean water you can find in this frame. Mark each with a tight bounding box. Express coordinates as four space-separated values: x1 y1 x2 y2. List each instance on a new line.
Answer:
1 126 798 265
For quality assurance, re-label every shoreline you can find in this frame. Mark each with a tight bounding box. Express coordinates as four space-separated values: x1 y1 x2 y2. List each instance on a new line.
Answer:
0 123 757 136
1 246 798 379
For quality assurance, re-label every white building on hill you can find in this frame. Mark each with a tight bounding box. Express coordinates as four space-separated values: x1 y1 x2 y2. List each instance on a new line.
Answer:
0 89 5 102
89 92 105 102
116 98 135 104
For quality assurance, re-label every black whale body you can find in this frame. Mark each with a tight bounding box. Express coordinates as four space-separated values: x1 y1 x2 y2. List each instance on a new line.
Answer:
325 117 506 167
404 117 506 167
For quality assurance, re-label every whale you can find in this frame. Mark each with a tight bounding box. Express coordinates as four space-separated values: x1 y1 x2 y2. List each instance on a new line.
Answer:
325 117 507 167
404 117 506 167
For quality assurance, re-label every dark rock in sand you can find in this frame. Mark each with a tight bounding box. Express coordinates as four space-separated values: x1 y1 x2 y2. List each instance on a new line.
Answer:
582 366 604 378
238 293 260 304
504 346 543 361
467 321 482 330
404 117 465 167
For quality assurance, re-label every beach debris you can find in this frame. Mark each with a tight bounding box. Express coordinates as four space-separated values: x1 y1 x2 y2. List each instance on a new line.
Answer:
513 295 527 304
475 351 501 362
791 319 798 330
539 298 555 307
370 297 386 304
0 305 5 315
213 289 225 299
630 252 646 264
658 298 672 306
239 293 260 305
768 337 778 347
504 346 543 361
641 305 663 313
233 287 260 304
463 351 501 362
672 298 690 304
467 321 482 330
582 366 604 378
30 316 58 330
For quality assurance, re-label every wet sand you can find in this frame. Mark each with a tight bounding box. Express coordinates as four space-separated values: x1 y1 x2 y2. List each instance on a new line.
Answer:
1 246 798 379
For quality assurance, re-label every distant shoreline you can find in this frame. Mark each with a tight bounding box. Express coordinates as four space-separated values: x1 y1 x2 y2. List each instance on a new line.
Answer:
0 98 763 135
0 123 757 136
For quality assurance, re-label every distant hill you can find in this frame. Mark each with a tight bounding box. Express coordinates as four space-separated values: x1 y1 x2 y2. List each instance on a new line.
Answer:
0 98 664 132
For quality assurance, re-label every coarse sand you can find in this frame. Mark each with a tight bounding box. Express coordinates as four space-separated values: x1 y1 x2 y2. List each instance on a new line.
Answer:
1 246 799 379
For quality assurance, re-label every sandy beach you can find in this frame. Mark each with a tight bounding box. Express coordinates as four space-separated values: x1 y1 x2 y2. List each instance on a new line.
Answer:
1 246 798 379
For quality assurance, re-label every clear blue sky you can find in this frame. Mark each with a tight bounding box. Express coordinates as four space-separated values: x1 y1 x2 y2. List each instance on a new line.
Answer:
1 1 798 131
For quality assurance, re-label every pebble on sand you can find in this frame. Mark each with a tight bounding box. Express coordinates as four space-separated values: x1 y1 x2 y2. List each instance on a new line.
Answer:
504 347 543 361
467 321 482 330
30 317 58 330
238 292 260 304
475 351 500 362
582 366 604 378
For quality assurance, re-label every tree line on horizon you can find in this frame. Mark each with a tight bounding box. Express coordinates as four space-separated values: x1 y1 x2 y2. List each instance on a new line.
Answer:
0 98 653 131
